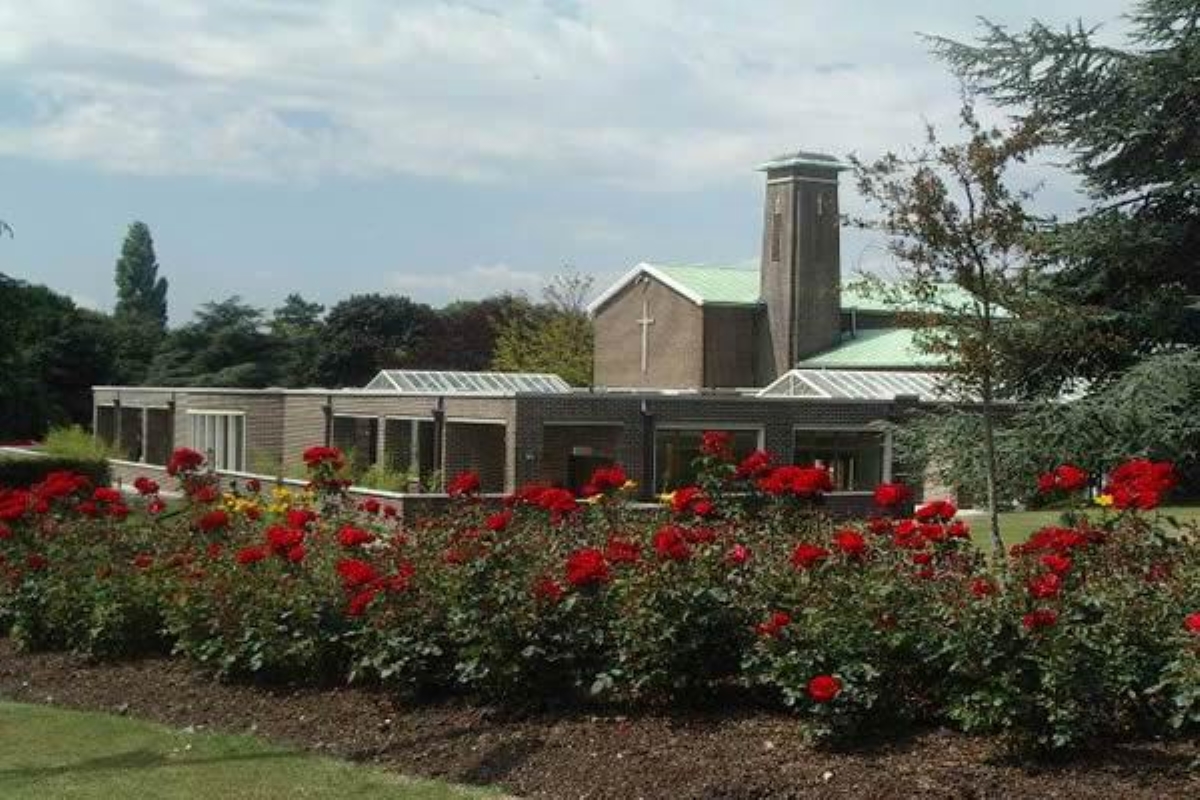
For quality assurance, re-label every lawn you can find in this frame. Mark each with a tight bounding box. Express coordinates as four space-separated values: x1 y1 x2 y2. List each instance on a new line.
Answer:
964 505 1200 548
0 701 501 800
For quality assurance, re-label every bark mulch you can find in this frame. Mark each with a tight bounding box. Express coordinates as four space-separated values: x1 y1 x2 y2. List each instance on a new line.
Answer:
0 639 1195 799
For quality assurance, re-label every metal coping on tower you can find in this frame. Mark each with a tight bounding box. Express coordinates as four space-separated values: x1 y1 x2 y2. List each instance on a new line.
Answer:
756 150 850 172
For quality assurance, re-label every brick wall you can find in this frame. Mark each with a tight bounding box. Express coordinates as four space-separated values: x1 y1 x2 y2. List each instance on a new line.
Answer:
593 277 704 389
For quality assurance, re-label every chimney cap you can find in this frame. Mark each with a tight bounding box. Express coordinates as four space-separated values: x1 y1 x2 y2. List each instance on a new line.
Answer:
757 150 849 173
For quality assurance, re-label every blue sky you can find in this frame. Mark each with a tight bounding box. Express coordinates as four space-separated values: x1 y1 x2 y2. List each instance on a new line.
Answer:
0 0 1130 322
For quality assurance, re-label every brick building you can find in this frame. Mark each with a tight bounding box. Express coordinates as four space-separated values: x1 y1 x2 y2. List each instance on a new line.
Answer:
92 150 967 503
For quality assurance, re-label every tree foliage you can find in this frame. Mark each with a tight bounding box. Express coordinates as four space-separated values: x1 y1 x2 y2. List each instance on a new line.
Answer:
851 97 1046 555
929 1 1200 386
112 221 169 383
270 293 325 387
316 294 438 387
146 297 281 387
0 274 118 439
492 270 594 386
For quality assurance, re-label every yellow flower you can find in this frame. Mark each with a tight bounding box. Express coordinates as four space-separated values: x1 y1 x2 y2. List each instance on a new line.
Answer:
658 491 676 506
1095 493 1114 508
580 493 603 505
621 480 638 492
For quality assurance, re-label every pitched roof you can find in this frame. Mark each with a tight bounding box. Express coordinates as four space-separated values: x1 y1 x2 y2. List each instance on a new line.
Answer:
797 328 945 370
586 262 760 313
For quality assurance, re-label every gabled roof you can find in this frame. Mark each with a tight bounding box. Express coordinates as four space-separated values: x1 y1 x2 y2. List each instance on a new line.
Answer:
586 262 760 314
589 262 989 318
797 328 945 370
364 370 571 395
757 368 952 402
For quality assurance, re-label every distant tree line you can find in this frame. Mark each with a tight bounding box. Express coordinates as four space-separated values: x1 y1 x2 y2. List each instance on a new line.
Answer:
0 220 593 440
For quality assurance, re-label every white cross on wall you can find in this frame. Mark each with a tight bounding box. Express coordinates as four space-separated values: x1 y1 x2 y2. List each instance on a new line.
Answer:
637 298 655 374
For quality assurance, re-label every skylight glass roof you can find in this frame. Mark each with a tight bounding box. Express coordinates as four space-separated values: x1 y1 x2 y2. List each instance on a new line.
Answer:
364 370 572 395
757 369 954 402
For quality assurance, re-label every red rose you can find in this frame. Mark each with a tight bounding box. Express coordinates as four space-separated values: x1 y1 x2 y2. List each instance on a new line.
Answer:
653 525 692 561
734 450 774 480
447 471 481 497
671 486 715 518
700 430 734 460
266 525 305 554
338 526 375 548
1027 572 1063 599
235 546 268 565
286 508 318 529
970 577 996 598
336 558 380 588
246 478 261 493
382 505 397 518
533 576 565 604
346 588 380 617
303 446 346 470
872 482 910 509
585 464 628 495
148 498 166 515
604 536 641 564
26 553 49 571
833 529 867 558
1037 464 1089 494
911 552 933 566
167 448 204 476
532 487 578 521
192 485 219 504
914 500 957 522
1185 612 1200 634
133 477 159 496
565 548 611 587
726 543 750 565
758 465 833 498
756 611 791 638
197 509 229 532
1104 458 1177 510
791 543 830 570
1039 553 1072 575
485 510 513 532
807 674 842 703
132 553 154 570
285 544 307 564
1023 608 1058 630
362 498 381 514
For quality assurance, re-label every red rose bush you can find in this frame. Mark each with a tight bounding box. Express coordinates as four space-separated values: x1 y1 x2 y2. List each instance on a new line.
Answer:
0 445 1195 753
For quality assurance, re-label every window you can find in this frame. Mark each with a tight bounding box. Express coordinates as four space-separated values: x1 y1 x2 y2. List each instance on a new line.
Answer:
792 429 884 492
188 412 246 472
654 426 761 492
770 211 783 262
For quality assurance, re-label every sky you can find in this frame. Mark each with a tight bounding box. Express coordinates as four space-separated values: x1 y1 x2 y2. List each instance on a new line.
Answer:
0 0 1132 323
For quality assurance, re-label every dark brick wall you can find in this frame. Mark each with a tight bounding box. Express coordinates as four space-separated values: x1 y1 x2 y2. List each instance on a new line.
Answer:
703 306 759 388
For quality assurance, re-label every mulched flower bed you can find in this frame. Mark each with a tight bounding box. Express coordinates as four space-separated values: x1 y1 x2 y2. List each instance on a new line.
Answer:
1 639 1195 800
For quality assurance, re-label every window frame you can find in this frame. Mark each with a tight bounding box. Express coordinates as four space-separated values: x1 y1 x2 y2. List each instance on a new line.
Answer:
186 409 247 473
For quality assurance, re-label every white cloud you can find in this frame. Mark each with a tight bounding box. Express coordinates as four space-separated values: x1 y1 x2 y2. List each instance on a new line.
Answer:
0 0 1130 191
388 262 545 300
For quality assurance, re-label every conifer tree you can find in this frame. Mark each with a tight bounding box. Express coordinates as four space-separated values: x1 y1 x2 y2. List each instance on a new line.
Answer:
114 221 168 329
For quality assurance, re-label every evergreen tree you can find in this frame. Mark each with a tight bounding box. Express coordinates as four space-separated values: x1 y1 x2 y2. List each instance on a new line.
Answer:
929 1 1200 389
114 221 168 328
146 297 280 388
271 293 325 387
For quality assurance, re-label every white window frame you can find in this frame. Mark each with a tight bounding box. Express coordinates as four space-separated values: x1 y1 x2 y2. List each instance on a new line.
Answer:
186 410 247 472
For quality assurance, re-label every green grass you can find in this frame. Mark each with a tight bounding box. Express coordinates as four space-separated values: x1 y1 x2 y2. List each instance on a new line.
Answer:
0 701 501 800
964 505 1200 549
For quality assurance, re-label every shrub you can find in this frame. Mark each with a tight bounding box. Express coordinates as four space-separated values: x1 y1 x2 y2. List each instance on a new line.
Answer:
0 441 1196 755
0 454 110 489
42 424 122 461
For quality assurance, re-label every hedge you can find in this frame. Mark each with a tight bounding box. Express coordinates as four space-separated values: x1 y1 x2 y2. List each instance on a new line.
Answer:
0 455 111 489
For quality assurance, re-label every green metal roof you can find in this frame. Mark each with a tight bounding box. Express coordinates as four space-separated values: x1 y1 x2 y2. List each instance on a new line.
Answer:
797 328 945 369
650 263 762 306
